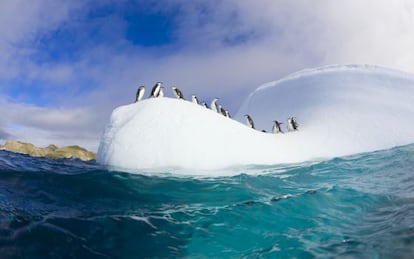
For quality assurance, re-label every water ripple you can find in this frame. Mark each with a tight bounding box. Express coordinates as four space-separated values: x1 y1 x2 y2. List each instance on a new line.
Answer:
1 144 414 257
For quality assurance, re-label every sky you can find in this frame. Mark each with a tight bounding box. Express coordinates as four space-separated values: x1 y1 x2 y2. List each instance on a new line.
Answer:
1 0 414 151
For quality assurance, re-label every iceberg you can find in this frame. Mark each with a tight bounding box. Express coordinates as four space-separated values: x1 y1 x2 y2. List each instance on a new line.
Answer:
97 65 414 174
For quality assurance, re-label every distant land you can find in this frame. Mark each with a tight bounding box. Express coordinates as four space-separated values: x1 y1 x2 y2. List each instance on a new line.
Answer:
0 140 96 161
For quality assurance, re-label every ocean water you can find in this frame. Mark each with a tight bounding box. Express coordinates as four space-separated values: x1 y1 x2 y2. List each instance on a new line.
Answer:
1 145 414 258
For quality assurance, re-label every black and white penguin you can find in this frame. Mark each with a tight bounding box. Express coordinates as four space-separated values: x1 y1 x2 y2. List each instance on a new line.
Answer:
272 120 283 134
211 98 219 112
191 95 199 105
159 86 164 97
244 114 255 129
172 86 184 100
218 104 223 114
287 117 299 131
201 102 209 108
220 106 227 117
150 82 162 98
224 110 231 118
135 86 145 102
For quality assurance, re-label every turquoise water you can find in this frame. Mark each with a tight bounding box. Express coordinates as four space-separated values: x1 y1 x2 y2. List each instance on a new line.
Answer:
1 144 414 258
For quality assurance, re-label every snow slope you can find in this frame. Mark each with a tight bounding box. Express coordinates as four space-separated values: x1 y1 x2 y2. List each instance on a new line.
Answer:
97 65 414 174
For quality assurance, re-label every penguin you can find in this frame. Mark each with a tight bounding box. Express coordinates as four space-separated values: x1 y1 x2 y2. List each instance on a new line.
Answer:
272 120 283 134
287 117 299 131
172 86 184 100
244 114 255 129
224 110 231 118
159 86 164 97
220 106 227 117
201 102 209 108
218 104 223 114
150 82 162 98
191 95 199 105
135 86 145 102
211 98 219 112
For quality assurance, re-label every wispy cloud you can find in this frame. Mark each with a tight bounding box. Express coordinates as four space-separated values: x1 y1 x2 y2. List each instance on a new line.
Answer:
0 97 103 149
0 129 13 142
1 0 414 151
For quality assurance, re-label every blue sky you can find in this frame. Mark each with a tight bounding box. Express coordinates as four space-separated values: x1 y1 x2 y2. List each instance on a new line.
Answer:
1 0 414 150
3 1 177 106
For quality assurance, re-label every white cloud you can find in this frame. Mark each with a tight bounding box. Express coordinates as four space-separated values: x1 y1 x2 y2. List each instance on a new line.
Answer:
0 0 84 79
0 129 13 143
2 0 414 151
87 0 414 101
0 98 102 151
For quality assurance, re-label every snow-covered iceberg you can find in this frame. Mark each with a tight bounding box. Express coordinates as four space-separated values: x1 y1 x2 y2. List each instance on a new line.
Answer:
97 65 414 174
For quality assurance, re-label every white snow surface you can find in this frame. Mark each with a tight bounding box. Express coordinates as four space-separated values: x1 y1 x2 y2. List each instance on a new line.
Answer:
97 64 414 175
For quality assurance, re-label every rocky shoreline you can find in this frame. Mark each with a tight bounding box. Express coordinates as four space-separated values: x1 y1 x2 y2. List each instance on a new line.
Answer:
0 140 96 161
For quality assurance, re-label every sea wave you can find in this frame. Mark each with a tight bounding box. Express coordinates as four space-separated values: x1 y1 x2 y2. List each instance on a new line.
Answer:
1 144 414 257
